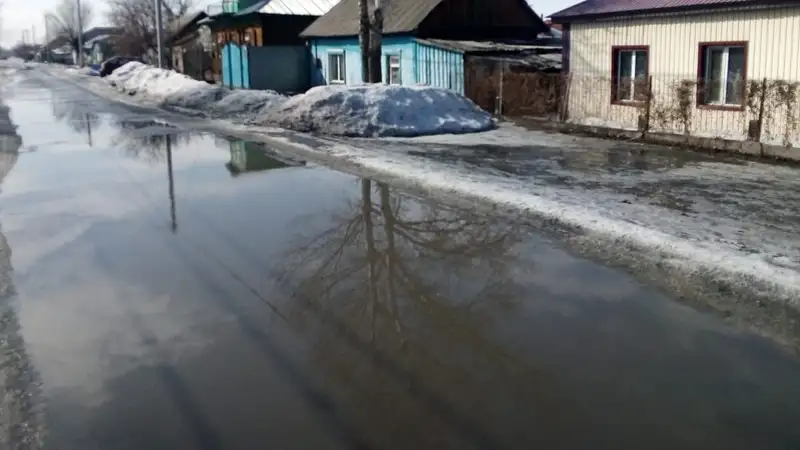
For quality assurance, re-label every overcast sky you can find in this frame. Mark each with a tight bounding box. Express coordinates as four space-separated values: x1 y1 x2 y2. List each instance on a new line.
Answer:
1 0 568 47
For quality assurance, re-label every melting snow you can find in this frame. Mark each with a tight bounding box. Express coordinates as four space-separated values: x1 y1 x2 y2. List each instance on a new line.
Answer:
104 63 493 137
261 84 495 137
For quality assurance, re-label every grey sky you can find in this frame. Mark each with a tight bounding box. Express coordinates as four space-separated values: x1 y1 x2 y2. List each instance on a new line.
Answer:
1 0 569 47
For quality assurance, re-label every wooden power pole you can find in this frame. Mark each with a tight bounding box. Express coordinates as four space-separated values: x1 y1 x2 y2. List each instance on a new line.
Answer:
358 0 370 82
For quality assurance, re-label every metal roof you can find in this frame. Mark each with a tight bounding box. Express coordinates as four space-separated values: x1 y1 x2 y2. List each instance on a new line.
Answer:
301 0 546 38
551 0 779 19
259 0 339 15
417 39 559 53
301 0 442 37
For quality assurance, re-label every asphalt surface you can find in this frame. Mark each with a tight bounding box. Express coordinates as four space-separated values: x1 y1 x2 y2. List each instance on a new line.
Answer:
0 70 799 450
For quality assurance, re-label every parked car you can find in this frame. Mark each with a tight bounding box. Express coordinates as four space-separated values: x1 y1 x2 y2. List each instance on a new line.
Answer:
99 56 141 77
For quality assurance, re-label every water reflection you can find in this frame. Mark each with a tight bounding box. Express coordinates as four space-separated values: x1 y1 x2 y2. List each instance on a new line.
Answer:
50 93 100 146
225 141 292 176
278 181 573 449
0 98 45 448
112 119 195 164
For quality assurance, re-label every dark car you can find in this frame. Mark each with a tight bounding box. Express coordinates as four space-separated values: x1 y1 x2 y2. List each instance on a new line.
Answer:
99 56 141 77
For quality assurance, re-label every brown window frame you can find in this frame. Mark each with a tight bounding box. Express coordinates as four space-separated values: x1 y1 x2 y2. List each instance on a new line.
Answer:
610 45 650 106
696 41 748 111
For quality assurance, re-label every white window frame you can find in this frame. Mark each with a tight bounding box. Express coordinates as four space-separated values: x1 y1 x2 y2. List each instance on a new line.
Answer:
701 44 746 106
613 48 648 102
327 51 345 84
385 54 401 85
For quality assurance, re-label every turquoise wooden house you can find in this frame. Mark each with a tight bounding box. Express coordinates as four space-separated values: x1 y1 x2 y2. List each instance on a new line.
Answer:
206 0 338 92
300 0 549 93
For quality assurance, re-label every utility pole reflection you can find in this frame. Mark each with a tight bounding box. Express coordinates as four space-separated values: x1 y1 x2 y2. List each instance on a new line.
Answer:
166 134 177 233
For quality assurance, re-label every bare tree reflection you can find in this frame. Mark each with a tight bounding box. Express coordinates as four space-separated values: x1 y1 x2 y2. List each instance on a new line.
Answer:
278 181 572 449
111 118 195 164
50 94 100 144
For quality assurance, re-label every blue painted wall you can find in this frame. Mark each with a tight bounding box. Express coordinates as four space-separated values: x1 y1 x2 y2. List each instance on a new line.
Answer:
222 43 248 89
415 41 464 94
223 43 310 92
248 46 310 93
307 36 465 94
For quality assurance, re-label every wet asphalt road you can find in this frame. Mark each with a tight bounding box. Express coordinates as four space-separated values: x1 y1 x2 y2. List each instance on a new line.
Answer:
1 71 799 450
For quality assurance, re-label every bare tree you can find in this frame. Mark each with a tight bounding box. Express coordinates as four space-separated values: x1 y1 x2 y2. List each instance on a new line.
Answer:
106 0 193 60
45 0 93 61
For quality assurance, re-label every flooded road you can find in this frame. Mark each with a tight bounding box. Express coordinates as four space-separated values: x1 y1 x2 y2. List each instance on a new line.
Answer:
1 72 799 450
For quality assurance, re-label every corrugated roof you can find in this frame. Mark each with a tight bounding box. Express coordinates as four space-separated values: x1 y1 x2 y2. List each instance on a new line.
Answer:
418 38 559 53
259 0 339 15
301 0 445 37
552 0 767 19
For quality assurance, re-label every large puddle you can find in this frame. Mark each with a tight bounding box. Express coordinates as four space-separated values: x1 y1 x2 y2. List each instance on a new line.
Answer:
0 69 797 450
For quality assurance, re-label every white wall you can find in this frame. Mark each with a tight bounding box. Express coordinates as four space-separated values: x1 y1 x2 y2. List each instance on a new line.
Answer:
566 6 800 145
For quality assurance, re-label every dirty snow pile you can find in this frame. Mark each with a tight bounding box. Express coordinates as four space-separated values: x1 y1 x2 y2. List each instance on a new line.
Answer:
66 66 93 76
104 62 286 117
0 57 32 75
102 63 493 136
261 84 495 137
106 62 221 105
209 89 286 118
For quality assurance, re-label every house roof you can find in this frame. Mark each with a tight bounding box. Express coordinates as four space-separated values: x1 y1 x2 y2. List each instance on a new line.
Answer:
551 0 780 20
418 38 559 53
260 0 339 15
301 0 546 38
83 34 112 49
166 11 209 44
301 0 441 37
82 27 120 42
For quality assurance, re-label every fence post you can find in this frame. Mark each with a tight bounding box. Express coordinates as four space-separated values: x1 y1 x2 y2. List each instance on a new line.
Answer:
757 77 768 143
496 61 504 116
644 75 653 133
558 72 572 123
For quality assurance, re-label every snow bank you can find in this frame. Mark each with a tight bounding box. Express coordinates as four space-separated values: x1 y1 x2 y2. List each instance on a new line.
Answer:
103 63 494 137
262 84 495 137
66 66 93 76
107 62 220 107
209 89 286 118
105 62 286 118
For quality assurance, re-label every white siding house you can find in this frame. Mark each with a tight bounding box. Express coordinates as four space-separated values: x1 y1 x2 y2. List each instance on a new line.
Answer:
552 1 800 147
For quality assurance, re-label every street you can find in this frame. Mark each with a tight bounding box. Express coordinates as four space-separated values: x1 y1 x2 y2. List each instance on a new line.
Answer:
1 68 800 450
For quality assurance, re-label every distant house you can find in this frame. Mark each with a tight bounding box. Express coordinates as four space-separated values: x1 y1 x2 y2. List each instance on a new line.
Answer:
80 27 121 65
551 0 800 145
205 0 337 92
167 11 212 81
301 0 550 96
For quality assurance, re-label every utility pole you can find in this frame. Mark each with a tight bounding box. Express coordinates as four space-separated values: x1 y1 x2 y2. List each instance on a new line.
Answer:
358 0 369 82
368 0 383 83
155 0 164 68
77 0 84 66
32 26 36 45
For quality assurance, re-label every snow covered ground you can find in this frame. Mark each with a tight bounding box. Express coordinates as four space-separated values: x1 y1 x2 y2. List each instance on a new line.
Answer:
40 61 800 313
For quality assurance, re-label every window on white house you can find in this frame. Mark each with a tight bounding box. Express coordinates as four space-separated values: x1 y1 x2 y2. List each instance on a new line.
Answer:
612 47 649 102
699 43 746 106
328 53 345 84
386 55 401 84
